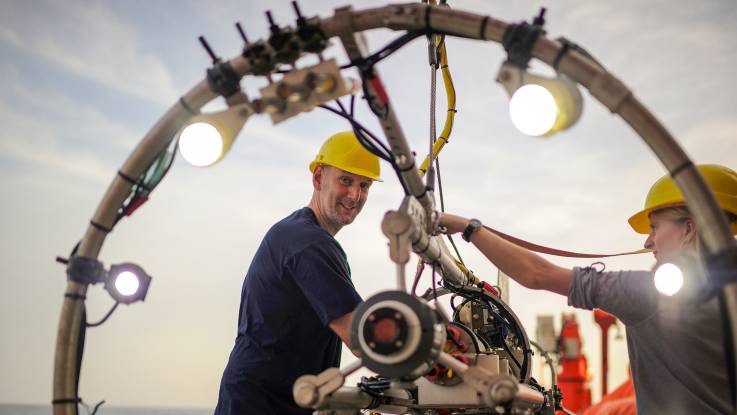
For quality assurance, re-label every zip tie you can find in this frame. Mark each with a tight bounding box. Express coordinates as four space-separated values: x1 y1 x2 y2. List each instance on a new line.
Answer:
64 293 86 301
553 41 571 72
89 220 112 233
670 160 694 178
479 16 490 40
52 398 81 405
424 3 432 31
117 170 137 185
179 97 197 115
398 162 417 173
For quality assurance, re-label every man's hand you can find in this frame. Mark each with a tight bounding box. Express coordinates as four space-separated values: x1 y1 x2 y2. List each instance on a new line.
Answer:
439 213 470 235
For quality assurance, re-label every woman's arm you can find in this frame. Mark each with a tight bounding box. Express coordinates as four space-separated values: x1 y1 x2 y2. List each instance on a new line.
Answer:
440 213 573 296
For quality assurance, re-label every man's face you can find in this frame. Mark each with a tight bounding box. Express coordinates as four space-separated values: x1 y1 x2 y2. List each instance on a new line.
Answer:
315 165 373 228
644 211 690 262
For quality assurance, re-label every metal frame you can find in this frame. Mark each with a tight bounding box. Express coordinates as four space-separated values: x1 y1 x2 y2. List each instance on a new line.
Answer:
53 3 737 414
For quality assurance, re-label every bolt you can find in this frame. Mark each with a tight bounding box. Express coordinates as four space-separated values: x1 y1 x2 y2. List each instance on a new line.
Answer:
394 312 402 320
395 340 403 347
368 314 375 322
369 341 376 349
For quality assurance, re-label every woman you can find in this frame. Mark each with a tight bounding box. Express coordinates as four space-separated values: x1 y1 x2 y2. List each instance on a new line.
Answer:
440 164 737 414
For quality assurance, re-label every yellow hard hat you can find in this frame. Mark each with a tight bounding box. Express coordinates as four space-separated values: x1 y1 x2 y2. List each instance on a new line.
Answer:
628 164 737 234
309 131 382 181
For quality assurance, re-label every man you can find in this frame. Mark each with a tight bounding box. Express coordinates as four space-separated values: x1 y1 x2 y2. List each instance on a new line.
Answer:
440 164 737 414
214 131 381 414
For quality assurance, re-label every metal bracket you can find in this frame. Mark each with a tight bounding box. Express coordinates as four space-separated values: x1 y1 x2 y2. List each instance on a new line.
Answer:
66 256 106 285
259 59 354 124
293 360 363 409
437 351 519 408
206 61 241 99
382 210 413 291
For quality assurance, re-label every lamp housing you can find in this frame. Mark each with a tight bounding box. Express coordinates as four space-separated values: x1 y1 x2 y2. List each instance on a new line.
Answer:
496 61 583 137
178 103 252 167
105 262 152 304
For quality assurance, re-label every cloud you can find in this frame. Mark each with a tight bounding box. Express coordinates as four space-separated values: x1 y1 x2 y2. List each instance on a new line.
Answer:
0 75 142 184
0 1 179 106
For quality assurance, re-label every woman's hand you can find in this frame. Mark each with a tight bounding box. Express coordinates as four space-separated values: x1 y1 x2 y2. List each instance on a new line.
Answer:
439 213 470 235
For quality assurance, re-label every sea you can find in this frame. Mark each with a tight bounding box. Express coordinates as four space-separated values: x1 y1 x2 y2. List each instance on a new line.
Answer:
0 405 210 415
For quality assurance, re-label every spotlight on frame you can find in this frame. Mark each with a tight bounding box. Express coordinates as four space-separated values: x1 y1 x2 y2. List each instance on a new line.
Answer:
653 262 684 296
178 103 252 167
496 61 583 137
105 263 152 304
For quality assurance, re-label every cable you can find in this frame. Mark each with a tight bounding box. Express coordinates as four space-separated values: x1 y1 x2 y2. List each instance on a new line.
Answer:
114 136 179 226
447 283 530 382
530 339 557 387
341 31 426 70
435 157 464 264
317 104 391 160
450 322 482 355
85 302 120 327
411 260 425 296
317 104 410 195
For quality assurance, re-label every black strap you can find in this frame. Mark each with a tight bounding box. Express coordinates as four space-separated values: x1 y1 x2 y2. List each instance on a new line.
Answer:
424 3 432 31
89 220 112 233
553 41 571 71
64 293 87 301
116 170 137 185
479 16 490 40
52 398 81 404
670 160 694 178
179 97 197 115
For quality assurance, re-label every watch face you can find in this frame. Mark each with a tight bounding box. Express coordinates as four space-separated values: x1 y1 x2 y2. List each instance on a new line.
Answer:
463 219 482 242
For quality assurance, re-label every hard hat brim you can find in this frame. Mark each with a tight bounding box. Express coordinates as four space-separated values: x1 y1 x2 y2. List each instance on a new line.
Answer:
309 161 382 182
628 202 737 235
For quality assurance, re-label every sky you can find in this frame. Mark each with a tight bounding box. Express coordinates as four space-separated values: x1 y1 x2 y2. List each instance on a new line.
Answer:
1 0 736 410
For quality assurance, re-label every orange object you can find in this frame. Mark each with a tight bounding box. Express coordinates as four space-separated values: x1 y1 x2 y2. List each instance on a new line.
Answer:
581 376 636 415
557 313 592 413
594 309 617 395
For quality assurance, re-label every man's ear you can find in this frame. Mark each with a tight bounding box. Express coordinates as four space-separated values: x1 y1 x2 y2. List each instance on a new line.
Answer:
312 165 324 191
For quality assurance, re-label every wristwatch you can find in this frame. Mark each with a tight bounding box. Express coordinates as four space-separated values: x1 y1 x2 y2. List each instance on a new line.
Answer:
462 218 483 242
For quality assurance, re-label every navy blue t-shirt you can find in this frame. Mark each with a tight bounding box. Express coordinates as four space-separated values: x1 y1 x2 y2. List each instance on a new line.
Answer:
215 207 363 415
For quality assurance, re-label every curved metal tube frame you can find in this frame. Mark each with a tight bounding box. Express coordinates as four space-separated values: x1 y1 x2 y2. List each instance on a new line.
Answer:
53 3 737 414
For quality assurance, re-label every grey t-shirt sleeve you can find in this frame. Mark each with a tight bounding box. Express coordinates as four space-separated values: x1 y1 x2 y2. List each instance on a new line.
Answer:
567 267 658 325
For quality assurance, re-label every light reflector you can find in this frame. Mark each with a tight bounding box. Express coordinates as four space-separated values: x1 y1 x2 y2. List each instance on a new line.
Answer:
509 84 558 137
178 122 224 167
654 263 684 296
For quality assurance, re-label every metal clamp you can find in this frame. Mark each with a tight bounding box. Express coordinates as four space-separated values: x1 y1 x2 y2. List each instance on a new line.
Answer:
293 360 363 409
66 256 105 285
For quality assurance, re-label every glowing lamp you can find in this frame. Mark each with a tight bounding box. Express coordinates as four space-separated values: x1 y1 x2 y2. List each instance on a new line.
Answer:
105 263 152 304
653 263 684 296
178 103 251 166
496 61 583 137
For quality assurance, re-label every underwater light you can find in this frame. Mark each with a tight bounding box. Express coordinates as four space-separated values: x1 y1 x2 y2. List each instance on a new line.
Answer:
105 263 152 304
